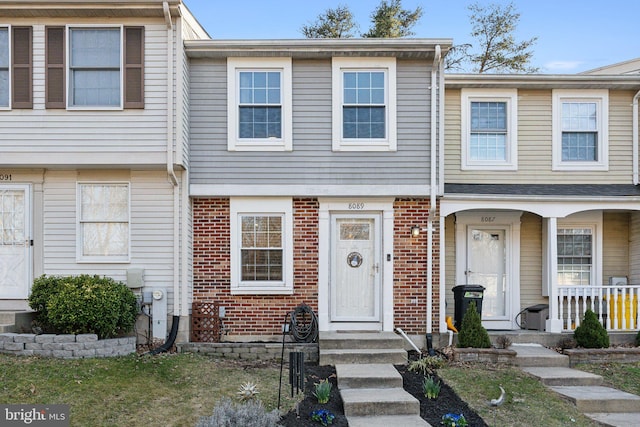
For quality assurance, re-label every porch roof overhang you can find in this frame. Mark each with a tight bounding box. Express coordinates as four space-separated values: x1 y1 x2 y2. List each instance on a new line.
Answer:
441 184 640 217
185 38 453 59
446 74 640 90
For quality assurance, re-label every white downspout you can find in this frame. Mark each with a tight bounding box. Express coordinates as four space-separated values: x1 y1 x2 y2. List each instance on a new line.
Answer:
164 2 181 320
437 51 446 334
633 90 640 185
427 45 441 335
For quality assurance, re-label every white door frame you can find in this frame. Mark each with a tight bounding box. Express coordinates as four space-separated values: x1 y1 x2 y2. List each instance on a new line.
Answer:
0 184 32 299
318 198 394 332
455 211 521 330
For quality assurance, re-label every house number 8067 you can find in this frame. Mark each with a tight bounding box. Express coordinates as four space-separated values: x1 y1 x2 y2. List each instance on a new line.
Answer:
348 203 365 210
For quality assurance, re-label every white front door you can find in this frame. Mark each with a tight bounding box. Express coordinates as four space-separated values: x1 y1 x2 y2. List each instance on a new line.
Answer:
0 185 31 299
467 228 508 326
330 215 381 329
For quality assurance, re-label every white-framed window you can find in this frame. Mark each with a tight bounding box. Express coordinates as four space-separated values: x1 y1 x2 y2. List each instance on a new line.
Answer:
77 183 130 262
227 58 292 151
332 57 396 152
461 89 518 170
68 26 122 109
552 90 608 171
230 197 293 294
556 212 602 287
0 26 9 108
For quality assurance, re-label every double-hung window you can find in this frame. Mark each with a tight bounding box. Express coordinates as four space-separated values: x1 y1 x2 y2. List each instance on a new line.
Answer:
461 89 517 170
230 198 293 294
0 25 33 109
553 90 608 171
557 228 593 286
332 57 396 151
45 26 144 109
77 183 130 262
227 58 292 151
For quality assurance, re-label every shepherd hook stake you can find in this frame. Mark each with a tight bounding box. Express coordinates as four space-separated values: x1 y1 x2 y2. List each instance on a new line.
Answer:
490 386 505 407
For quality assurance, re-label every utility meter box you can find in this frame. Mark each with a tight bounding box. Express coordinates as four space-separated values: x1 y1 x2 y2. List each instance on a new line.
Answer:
522 304 549 331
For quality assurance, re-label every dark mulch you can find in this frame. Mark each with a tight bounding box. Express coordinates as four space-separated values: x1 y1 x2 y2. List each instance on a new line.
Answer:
279 361 487 426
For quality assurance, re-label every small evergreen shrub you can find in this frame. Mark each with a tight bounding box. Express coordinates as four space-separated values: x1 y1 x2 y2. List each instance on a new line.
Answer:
196 398 280 427
574 309 609 349
456 301 491 348
28 274 138 339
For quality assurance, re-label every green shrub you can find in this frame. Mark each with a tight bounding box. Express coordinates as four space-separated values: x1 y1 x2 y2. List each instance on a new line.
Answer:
574 309 609 349
196 398 280 427
29 274 138 339
456 301 491 348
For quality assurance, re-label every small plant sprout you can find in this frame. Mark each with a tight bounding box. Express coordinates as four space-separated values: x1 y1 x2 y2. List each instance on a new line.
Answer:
312 379 332 404
236 381 259 401
310 409 335 426
423 375 441 399
441 413 468 427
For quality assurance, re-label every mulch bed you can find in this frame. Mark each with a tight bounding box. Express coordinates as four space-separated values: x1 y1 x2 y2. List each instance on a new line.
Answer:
279 360 487 426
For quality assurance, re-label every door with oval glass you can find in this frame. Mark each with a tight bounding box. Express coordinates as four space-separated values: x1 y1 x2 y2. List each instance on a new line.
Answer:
0 185 31 299
330 214 381 329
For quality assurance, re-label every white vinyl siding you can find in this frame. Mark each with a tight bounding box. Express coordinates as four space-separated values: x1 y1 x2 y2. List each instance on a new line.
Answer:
0 23 173 167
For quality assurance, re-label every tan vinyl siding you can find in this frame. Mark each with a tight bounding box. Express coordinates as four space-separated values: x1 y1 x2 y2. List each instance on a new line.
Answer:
602 212 630 284
519 213 545 310
1 21 170 167
445 88 636 185
630 212 640 284
443 214 457 320
190 58 434 187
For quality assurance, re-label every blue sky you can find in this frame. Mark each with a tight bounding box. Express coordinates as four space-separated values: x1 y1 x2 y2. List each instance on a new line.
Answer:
183 0 639 74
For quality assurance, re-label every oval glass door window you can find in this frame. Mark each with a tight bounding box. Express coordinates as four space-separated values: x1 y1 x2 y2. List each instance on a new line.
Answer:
347 252 363 268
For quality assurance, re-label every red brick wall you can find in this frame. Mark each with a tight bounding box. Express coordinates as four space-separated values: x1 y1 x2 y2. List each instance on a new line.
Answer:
393 198 439 334
192 198 318 337
192 197 440 337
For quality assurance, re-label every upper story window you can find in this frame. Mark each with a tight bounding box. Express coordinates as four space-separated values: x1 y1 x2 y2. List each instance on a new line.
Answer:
230 197 293 294
461 89 517 170
77 183 130 263
552 90 608 171
227 58 292 151
0 25 33 110
332 57 396 152
45 26 144 110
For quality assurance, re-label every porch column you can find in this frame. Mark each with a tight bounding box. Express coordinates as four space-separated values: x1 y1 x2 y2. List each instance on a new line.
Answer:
545 217 563 332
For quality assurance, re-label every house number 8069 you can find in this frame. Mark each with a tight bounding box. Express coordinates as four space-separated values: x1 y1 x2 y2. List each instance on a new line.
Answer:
348 203 365 210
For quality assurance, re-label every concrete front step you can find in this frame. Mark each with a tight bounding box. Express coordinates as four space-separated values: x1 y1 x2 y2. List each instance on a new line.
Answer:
347 415 431 427
320 332 404 350
550 386 640 413
340 387 420 417
336 363 402 389
320 348 406 365
0 324 16 333
522 367 603 386
584 412 640 426
511 343 569 368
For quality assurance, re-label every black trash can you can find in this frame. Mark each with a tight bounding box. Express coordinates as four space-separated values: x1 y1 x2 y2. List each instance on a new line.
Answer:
452 285 485 330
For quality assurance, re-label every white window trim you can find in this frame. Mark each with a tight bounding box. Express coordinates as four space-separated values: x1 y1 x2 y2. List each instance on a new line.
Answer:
461 89 518 170
0 25 11 110
66 25 124 111
76 182 131 263
230 197 294 295
557 211 602 287
332 57 397 152
552 89 608 171
227 57 292 152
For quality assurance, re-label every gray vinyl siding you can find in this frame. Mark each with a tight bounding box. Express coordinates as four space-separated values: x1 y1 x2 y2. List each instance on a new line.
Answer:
0 21 170 167
189 58 434 187
445 88 636 185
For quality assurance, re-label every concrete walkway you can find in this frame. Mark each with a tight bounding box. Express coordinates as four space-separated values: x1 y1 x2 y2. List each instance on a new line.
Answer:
513 343 640 426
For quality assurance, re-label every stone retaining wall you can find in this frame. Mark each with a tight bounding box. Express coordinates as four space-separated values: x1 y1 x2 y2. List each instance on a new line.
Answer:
0 333 136 359
178 342 318 362
564 347 640 367
453 348 517 364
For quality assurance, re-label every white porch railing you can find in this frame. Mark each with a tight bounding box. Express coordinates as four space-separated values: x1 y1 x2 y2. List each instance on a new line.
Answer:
556 285 640 332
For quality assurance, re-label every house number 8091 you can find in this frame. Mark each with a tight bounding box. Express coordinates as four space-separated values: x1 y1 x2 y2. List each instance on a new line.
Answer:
348 203 365 210
0 174 11 181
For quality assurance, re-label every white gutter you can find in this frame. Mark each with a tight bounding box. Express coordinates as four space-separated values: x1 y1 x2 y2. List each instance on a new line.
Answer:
427 45 441 335
633 90 640 185
164 1 181 319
